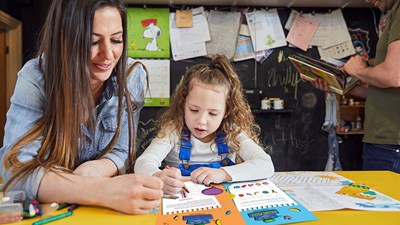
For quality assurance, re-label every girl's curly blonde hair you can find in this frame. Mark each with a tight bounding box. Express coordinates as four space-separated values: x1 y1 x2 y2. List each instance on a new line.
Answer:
157 54 261 153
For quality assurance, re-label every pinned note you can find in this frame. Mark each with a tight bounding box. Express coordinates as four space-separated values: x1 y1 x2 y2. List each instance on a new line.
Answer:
176 9 193 28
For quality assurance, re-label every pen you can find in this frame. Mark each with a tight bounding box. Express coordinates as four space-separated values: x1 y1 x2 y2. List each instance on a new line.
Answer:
31 200 43 216
56 203 69 210
162 194 179 199
67 204 78 212
182 185 190 194
32 211 73 225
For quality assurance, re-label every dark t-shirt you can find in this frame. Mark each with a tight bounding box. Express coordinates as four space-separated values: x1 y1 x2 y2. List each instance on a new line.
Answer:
364 0 400 145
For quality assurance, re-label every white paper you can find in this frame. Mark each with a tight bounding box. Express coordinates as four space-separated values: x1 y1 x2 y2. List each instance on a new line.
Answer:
270 171 351 186
170 12 207 61
272 171 400 212
310 9 353 49
205 10 241 59
174 7 210 48
245 9 287 51
138 59 170 107
318 40 356 59
284 9 300 30
281 185 346 211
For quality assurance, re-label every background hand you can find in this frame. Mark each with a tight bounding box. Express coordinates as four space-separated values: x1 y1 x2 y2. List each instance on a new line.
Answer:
343 55 368 79
310 78 332 93
190 167 231 185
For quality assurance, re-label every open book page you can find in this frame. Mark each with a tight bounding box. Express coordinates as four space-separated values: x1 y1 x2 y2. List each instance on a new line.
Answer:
289 54 345 94
224 179 318 225
270 171 351 186
226 179 297 212
161 181 221 215
281 185 347 211
289 53 358 95
271 172 400 212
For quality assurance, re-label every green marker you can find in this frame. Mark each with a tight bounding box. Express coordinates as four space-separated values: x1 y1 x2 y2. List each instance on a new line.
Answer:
57 203 70 210
32 211 73 225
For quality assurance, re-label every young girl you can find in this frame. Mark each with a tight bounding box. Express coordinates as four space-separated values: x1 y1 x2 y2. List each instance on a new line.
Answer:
134 54 274 194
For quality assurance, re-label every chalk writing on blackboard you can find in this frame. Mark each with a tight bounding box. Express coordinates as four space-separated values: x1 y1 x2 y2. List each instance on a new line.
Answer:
264 65 302 100
136 118 158 156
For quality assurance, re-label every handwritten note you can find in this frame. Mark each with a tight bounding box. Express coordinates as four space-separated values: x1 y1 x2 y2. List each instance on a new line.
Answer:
286 14 319 51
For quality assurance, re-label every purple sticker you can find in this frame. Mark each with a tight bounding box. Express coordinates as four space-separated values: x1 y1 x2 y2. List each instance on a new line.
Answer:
202 186 224 195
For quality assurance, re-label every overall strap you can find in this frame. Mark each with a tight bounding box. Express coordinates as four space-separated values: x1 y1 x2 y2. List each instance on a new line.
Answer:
179 127 192 162
178 128 235 176
215 132 229 155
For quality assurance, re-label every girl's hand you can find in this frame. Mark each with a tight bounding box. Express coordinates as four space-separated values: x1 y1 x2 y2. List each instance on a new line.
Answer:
153 166 184 194
190 167 232 185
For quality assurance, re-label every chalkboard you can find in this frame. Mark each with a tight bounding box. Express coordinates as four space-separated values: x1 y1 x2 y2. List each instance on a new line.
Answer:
136 7 379 171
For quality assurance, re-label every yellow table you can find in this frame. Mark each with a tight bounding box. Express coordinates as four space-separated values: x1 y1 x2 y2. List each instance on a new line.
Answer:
13 171 400 225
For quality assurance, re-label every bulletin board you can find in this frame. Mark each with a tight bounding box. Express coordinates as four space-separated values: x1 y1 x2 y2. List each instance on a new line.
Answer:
134 6 379 171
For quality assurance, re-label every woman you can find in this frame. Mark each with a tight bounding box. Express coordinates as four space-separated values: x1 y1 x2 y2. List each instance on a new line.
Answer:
0 0 163 214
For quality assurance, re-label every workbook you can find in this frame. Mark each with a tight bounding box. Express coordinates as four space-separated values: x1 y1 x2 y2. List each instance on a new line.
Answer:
224 179 318 225
156 180 317 225
289 53 359 95
156 181 246 225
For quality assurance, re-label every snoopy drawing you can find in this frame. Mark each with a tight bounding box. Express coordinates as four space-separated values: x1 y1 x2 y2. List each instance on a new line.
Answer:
141 18 161 51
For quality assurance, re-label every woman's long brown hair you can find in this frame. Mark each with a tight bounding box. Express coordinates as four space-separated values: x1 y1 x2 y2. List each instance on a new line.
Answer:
2 0 138 192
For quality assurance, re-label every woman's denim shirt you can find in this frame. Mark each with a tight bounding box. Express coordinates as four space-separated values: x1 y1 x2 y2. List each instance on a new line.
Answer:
0 57 146 199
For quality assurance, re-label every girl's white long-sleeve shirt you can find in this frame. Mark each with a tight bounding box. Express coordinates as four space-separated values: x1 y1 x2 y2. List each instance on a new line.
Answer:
134 130 274 181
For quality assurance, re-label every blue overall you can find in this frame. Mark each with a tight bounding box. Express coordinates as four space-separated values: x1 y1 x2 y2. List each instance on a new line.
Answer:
178 128 235 176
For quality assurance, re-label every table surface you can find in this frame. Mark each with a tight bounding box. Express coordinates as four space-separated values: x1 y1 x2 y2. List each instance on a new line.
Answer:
14 171 400 225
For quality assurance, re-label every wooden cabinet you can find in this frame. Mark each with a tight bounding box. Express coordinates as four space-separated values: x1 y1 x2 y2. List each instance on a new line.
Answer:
0 11 22 146
336 94 365 135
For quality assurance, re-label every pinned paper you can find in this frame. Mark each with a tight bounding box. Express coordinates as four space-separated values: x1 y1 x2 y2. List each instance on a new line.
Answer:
286 14 319 51
176 9 193 28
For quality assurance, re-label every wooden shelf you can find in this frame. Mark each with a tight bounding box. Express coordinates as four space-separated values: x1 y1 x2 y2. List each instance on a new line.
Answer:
339 105 365 108
252 109 293 113
335 94 365 135
337 130 364 135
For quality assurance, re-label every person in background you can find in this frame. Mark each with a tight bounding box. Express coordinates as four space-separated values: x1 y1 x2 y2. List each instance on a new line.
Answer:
134 54 275 194
312 0 400 173
0 0 163 215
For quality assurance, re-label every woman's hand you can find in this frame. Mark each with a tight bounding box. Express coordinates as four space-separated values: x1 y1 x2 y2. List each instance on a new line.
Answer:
0 212 22 224
153 166 184 194
190 167 232 185
99 174 163 214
